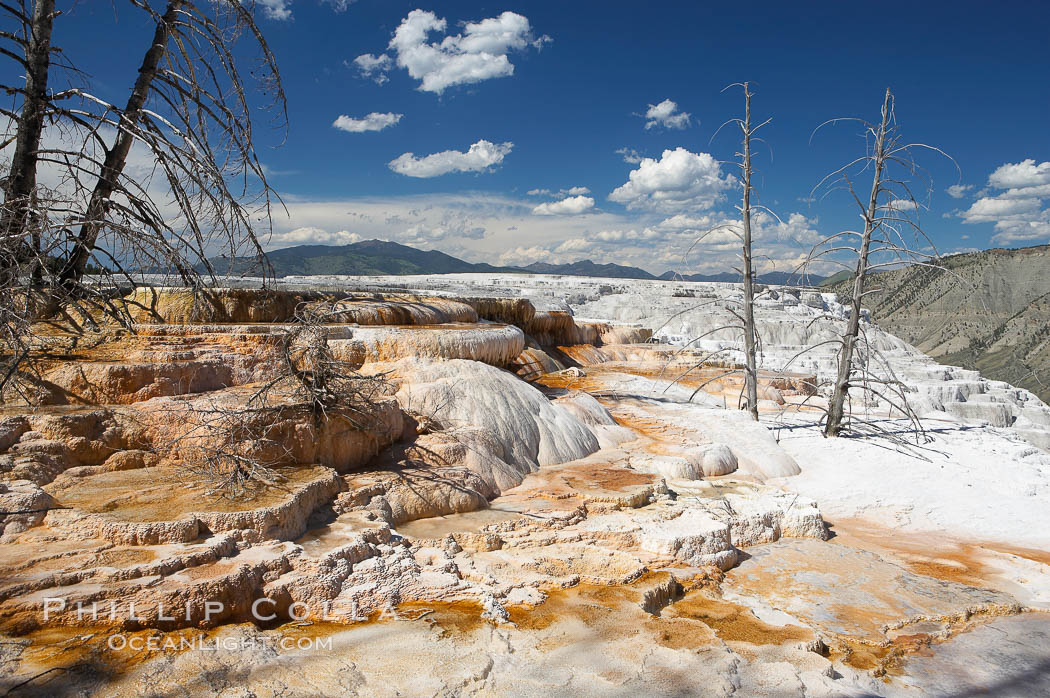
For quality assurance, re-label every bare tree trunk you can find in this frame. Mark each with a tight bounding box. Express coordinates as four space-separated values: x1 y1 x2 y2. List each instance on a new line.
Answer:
680 83 769 420
1 0 56 249
55 0 183 299
740 83 759 421
824 88 892 437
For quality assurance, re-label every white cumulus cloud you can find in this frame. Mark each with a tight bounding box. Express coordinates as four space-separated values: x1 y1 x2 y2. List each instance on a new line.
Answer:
532 195 595 216
388 139 513 178
351 53 394 85
616 147 643 164
528 185 590 198
594 229 632 242
988 159 1050 189
386 9 547 94
404 211 486 242
258 0 353 21
960 159 1050 245
644 99 691 130
268 227 363 248
886 198 919 212
946 184 975 199
555 238 592 253
323 0 356 11
964 196 1041 220
258 0 292 20
609 147 733 212
498 245 555 266
332 112 403 133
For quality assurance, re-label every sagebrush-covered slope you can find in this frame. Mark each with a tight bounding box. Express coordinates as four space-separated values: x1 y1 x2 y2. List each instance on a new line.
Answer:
833 245 1050 402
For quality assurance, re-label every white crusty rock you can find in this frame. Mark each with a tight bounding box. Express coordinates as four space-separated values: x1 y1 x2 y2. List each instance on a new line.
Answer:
553 391 637 448
512 346 565 379
689 408 800 479
639 508 738 569
694 443 738 476
316 297 479 325
43 465 343 545
718 492 827 546
628 445 737 481
392 358 601 474
346 323 525 367
0 416 29 452
0 480 57 542
137 390 403 474
43 360 235 405
629 453 706 481
572 505 737 570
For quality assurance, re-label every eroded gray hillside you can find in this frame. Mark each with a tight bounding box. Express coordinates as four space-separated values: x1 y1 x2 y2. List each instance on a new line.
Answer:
837 245 1050 402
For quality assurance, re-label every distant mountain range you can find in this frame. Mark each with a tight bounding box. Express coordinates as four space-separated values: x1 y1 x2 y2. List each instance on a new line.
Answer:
211 240 826 286
520 259 658 279
212 240 520 277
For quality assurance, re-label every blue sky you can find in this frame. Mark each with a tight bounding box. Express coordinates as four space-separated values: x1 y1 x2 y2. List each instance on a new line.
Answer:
57 1 1050 273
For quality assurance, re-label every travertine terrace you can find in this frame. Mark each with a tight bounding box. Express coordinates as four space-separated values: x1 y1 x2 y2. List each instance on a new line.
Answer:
2 277 1050 696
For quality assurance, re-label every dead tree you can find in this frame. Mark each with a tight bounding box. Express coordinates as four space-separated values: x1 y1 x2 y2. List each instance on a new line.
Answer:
806 88 953 438
175 303 390 499
49 0 285 303
250 303 392 430
179 401 291 500
737 82 761 421
0 0 55 247
0 0 285 393
675 82 773 419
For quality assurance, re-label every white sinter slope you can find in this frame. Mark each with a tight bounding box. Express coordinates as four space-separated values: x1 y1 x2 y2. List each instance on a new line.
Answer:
282 272 1050 555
